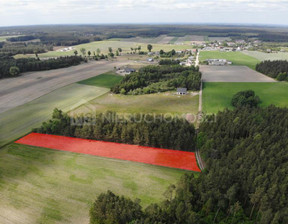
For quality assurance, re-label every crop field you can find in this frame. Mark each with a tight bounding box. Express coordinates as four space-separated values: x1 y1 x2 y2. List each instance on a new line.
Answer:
0 84 109 147
242 51 288 61
0 143 189 224
201 65 276 82
78 72 123 88
202 82 288 113
199 51 260 69
71 92 199 117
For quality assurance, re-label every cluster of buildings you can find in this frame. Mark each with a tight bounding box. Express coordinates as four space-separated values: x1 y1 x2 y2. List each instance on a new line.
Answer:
58 47 73 52
179 56 195 66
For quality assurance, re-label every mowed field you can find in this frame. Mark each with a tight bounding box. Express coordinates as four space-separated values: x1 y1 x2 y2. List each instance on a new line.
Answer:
0 83 109 147
201 65 276 82
0 143 190 224
242 51 288 61
202 82 288 113
71 92 199 116
199 51 260 69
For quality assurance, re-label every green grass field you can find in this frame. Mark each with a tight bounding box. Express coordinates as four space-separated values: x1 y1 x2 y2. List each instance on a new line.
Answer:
0 84 108 147
78 72 123 88
242 51 288 61
199 51 260 69
203 82 288 113
71 92 199 116
0 143 190 223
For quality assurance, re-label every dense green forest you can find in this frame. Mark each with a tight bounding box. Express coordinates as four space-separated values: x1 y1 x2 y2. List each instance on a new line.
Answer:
111 65 201 94
90 106 288 224
0 55 84 78
34 109 196 151
256 60 288 81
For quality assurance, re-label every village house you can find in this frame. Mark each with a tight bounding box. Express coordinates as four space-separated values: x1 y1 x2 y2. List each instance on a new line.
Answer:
176 88 187 95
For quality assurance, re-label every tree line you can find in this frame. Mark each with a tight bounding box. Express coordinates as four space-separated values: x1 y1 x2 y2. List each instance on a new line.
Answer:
33 109 196 152
0 55 84 78
0 42 52 55
256 60 288 81
111 65 201 95
90 106 288 224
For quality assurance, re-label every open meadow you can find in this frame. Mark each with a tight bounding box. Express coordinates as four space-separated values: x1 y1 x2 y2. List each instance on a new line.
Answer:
0 143 190 224
199 51 260 69
71 92 199 117
202 82 288 113
15 39 194 59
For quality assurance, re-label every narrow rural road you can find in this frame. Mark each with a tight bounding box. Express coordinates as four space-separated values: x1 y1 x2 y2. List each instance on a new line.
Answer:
196 50 205 171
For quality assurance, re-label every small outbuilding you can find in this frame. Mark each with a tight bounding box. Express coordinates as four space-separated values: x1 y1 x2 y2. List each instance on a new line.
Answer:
177 88 187 95
124 68 136 74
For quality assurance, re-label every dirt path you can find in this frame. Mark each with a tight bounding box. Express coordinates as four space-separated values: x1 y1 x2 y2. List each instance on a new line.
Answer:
0 60 130 114
195 148 205 170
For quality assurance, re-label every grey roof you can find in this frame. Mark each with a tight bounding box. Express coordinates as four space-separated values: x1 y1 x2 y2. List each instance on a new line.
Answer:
177 88 187 92
124 68 136 73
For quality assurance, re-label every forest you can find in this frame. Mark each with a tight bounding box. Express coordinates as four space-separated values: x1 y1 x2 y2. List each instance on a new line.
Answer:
1 25 288 43
256 60 288 81
111 65 201 94
0 55 84 78
90 106 288 224
33 109 196 151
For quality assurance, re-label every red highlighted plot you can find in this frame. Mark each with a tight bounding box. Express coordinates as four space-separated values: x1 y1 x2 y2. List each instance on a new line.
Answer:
15 133 201 172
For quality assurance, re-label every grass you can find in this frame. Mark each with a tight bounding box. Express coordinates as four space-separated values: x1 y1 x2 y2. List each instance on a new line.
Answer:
0 83 109 147
203 82 288 113
0 143 192 223
199 51 260 69
242 51 288 61
78 72 123 88
15 39 194 59
71 92 199 116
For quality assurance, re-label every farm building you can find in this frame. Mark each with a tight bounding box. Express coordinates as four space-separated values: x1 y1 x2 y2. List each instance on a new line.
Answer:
206 59 232 66
177 88 187 95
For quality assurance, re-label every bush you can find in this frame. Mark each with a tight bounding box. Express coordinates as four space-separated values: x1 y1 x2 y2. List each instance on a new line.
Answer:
231 90 260 108
276 72 287 81
9 66 20 76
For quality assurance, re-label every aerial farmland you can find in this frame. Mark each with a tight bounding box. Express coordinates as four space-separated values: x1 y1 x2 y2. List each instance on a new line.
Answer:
0 22 288 224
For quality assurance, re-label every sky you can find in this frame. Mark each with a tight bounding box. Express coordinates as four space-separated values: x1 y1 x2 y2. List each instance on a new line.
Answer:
0 0 288 27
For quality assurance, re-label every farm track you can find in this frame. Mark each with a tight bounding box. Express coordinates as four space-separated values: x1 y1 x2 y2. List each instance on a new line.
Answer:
195 148 205 170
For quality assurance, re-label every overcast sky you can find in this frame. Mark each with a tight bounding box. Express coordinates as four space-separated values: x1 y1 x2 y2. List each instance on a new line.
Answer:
0 0 288 27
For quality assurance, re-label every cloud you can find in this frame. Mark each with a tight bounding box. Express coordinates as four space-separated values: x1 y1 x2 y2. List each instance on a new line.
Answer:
0 0 287 26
